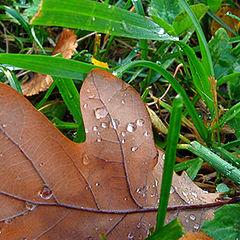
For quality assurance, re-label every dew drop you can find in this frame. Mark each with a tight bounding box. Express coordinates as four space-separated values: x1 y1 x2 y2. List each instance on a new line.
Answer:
2 123 7 128
101 122 108 129
96 137 102 142
121 99 125 104
112 72 117 76
136 187 141 193
92 126 98 132
131 146 138 152
128 232 134 239
39 162 43 167
157 28 165 35
25 202 36 211
111 119 120 129
88 237 93 240
136 119 144 126
95 182 100 186
111 27 115 31
121 20 129 32
108 5 111 8
95 108 108 119
0 153 3 157
162 154 165 160
121 139 125 144
39 186 53 200
122 131 127 137
144 131 150 136
92 16 95 21
182 190 188 197
88 93 96 99
192 191 197 198
170 186 175 194
126 122 137 133
194 224 200 230
83 103 88 109
190 214 196 221
137 222 141 229
82 153 90 166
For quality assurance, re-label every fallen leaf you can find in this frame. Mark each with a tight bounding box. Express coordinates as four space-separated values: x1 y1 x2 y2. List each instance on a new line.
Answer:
0 69 218 239
211 7 240 37
179 231 214 240
21 29 77 96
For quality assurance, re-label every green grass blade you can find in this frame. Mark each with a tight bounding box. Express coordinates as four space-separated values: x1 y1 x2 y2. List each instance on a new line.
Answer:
177 41 214 116
0 54 97 80
188 141 240 185
36 81 57 109
53 76 85 143
212 146 240 168
2 6 33 41
116 60 209 141
156 95 183 230
179 0 214 76
0 66 23 94
30 0 177 41
217 72 240 86
147 218 184 240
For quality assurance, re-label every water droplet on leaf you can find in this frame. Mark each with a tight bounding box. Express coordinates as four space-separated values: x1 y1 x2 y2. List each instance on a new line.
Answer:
95 108 108 119
136 119 144 126
101 122 108 129
92 126 98 132
126 122 137 132
190 214 196 221
131 146 138 152
82 153 90 166
39 186 53 200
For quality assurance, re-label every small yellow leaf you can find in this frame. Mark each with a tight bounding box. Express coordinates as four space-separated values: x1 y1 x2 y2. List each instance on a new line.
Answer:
91 56 109 69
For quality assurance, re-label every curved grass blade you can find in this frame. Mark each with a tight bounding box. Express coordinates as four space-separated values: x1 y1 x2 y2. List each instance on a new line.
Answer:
0 66 22 94
179 0 214 76
116 60 209 141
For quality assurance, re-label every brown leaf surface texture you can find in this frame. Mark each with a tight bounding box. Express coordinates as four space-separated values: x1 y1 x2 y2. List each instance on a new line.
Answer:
21 29 77 96
0 69 218 239
211 7 240 37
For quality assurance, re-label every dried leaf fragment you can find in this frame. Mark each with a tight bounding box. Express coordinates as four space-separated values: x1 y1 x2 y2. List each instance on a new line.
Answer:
21 29 77 96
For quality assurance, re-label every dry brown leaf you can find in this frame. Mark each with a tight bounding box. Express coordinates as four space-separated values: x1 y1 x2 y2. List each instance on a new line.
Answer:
0 69 218 239
21 29 77 96
179 231 214 240
211 7 240 37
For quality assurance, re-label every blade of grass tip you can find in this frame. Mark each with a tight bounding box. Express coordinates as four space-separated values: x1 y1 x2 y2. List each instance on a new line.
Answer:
0 66 23 94
217 72 240 86
179 0 214 76
36 80 57 109
211 146 240 168
188 141 240 185
131 0 148 60
223 139 240 150
155 94 183 231
186 157 203 180
53 76 85 142
206 9 236 36
2 6 33 41
116 60 209 141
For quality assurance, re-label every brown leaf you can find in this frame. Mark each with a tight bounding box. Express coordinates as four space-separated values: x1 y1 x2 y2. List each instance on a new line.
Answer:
211 7 240 37
21 29 77 96
0 69 218 239
179 231 214 240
